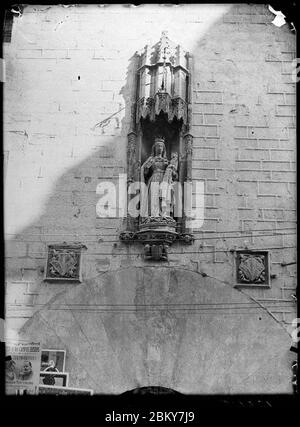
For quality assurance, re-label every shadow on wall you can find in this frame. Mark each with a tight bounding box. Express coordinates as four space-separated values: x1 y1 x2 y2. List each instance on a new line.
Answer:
4 4 296 394
5 51 140 284
5 3 296 284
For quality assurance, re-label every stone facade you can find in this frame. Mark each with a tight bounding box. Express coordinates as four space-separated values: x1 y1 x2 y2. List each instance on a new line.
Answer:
4 4 296 393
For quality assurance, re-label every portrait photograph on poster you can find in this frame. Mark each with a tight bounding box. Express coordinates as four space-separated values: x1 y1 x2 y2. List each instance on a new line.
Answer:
39 371 69 387
5 342 41 395
40 349 66 372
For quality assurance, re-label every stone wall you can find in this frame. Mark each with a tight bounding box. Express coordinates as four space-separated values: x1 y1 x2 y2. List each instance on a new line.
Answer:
4 4 296 393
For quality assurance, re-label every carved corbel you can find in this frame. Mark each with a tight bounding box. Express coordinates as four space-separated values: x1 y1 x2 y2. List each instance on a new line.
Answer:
178 233 195 244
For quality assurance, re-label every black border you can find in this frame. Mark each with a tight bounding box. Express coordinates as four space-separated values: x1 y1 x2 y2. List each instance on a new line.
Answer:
0 0 299 414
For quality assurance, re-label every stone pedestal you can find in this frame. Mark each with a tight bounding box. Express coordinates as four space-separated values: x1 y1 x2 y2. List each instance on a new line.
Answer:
136 216 178 261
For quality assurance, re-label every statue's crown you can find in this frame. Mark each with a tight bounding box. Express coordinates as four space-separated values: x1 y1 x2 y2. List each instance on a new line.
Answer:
154 136 165 143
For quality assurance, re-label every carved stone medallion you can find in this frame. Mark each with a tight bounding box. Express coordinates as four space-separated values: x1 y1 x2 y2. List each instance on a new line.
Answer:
45 244 85 282
236 251 270 287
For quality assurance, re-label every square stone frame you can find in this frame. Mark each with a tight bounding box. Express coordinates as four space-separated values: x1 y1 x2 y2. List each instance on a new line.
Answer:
44 244 84 283
234 250 271 289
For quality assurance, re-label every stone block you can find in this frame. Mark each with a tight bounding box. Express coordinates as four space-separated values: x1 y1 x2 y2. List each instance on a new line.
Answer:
5 282 35 305
258 182 288 196
194 91 223 104
5 241 27 258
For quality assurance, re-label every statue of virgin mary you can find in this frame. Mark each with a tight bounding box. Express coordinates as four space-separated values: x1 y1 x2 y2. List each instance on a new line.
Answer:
140 137 178 219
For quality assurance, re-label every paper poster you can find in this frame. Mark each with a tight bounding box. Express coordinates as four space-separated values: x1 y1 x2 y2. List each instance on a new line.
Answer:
5 341 41 395
39 385 93 395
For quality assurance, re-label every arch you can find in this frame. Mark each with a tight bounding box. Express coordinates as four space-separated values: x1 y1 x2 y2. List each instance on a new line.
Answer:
121 386 182 396
20 266 292 394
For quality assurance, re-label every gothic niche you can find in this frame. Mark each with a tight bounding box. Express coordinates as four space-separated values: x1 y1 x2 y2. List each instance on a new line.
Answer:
120 32 194 260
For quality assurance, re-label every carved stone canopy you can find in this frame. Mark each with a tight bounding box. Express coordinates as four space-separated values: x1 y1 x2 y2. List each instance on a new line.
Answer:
136 32 190 125
137 94 187 124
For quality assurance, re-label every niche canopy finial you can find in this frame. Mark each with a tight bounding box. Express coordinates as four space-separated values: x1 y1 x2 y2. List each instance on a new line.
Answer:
161 32 168 47
159 31 170 66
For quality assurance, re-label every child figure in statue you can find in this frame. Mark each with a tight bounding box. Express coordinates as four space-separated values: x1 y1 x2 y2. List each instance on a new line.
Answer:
161 152 178 218
163 152 178 184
